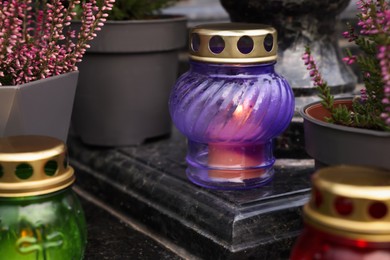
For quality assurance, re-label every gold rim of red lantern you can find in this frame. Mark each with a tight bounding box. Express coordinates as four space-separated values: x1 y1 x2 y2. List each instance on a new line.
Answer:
304 165 390 242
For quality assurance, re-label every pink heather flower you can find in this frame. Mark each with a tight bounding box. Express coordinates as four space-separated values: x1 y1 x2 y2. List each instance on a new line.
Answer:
342 55 357 65
357 0 390 36
0 0 115 86
360 88 368 102
342 26 358 42
378 43 390 126
302 49 327 88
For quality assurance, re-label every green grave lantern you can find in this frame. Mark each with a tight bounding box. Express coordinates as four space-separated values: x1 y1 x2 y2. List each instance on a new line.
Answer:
0 135 87 260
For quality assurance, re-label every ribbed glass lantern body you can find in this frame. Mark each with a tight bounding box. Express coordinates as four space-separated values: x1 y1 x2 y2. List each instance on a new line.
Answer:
0 188 87 260
169 61 295 189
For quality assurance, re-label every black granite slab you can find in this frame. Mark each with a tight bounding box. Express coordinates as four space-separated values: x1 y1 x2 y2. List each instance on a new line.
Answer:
79 191 181 260
68 129 314 259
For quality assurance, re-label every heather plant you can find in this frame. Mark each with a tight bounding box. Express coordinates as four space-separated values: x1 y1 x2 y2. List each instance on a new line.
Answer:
0 0 115 86
303 0 390 131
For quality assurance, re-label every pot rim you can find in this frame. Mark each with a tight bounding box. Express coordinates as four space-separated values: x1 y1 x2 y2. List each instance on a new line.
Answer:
299 97 390 137
1 70 79 89
72 14 187 26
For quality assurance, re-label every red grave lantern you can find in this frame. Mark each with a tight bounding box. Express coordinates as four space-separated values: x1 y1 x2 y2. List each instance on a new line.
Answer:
291 165 390 260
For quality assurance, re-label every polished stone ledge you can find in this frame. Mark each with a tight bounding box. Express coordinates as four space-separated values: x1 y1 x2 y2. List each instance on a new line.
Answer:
68 129 314 259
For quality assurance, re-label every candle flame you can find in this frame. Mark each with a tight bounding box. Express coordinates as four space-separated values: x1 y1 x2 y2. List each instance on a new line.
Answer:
20 228 33 238
21 230 28 237
233 104 251 122
234 104 244 116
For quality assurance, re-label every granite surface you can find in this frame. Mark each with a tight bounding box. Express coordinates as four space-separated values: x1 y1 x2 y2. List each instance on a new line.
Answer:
68 128 314 259
79 192 181 260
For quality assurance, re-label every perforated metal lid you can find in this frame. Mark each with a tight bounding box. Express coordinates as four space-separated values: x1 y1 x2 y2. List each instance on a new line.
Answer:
0 135 74 197
189 23 277 64
305 165 390 242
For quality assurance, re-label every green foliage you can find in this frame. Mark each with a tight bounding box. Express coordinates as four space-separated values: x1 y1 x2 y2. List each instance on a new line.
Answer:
105 0 179 20
74 0 179 20
109 0 178 20
328 105 352 126
329 27 386 130
317 86 334 112
340 36 383 128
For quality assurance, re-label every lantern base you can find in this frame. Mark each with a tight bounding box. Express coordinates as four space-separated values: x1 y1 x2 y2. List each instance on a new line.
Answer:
186 141 275 190
186 167 274 190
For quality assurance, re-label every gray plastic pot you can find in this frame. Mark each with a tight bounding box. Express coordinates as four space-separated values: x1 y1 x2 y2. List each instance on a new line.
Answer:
300 98 390 170
0 71 78 142
71 16 187 146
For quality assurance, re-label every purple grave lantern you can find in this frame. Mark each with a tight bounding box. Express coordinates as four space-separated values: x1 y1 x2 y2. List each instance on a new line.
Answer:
169 23 295 190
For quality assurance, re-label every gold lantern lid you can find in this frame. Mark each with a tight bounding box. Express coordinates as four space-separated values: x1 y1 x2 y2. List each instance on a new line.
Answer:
0 135 75 197
189 23 277 64
305 165 390 242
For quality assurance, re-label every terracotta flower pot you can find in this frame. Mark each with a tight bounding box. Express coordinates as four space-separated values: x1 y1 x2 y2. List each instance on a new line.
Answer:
300 98 390 169
0 71 78 142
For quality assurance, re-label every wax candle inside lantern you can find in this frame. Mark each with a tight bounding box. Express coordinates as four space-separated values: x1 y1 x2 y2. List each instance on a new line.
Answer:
208 104 267 181
208 143 266 180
